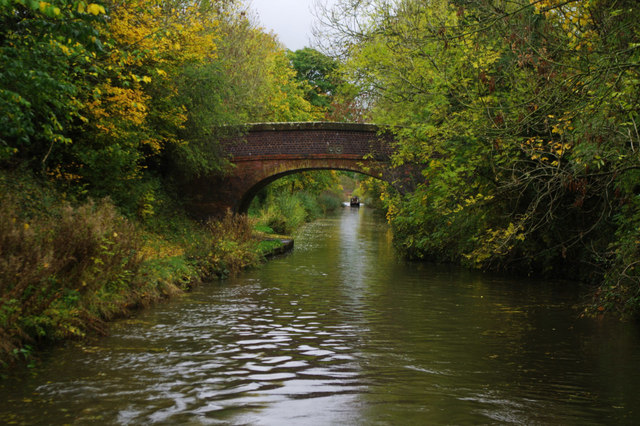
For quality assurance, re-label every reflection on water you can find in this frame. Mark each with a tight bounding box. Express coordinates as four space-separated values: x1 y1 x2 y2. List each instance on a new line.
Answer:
1 207 640 424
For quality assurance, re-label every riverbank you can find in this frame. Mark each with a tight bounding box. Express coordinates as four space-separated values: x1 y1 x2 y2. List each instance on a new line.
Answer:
0 169 292 370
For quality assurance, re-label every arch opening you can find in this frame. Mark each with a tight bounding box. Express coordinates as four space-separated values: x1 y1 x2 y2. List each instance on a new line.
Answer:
236 166 389 214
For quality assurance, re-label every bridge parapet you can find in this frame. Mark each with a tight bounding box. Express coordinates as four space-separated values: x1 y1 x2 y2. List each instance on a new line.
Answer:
223 122 393 161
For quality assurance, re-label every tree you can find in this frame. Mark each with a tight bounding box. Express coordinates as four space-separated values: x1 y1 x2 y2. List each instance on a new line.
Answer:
2 0 324 214
0 0 107 168
316 0 640 316
287 47 338 109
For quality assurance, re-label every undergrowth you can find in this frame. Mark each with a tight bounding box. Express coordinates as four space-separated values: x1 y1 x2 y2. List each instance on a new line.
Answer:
0 170 270 369
251 190 343 234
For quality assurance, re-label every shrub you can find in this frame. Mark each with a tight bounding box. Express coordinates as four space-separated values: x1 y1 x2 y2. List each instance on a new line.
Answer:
0 195 145 361
190 210 262 278
317 191 342 213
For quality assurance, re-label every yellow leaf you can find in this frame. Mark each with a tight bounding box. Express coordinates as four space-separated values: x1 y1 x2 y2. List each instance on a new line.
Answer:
87 3 102 15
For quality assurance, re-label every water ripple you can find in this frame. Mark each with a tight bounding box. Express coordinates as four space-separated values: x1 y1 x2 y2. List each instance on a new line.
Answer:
1 210 639 425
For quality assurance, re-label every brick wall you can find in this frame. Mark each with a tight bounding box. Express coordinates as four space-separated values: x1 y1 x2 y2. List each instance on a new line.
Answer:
221 122 394 161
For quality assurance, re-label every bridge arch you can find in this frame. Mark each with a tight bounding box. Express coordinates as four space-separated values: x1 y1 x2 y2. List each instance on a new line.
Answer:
184 122 413 218
236 163 386 214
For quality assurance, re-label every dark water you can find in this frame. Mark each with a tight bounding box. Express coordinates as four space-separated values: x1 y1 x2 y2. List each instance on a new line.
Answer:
2 208 640 425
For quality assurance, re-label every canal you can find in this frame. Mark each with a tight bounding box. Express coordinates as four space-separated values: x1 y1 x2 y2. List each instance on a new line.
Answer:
2 207 640 424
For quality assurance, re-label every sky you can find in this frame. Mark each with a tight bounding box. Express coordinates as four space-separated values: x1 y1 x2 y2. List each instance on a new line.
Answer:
248 0 335 51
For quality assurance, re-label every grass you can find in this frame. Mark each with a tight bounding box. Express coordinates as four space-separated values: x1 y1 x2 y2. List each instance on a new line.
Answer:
257 239 285 253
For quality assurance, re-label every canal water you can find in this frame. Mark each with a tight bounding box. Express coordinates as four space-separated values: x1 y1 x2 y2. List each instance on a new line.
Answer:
2 207 640 424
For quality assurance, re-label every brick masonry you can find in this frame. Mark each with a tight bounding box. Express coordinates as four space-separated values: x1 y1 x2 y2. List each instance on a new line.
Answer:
222 122 394 161
185 122 413 217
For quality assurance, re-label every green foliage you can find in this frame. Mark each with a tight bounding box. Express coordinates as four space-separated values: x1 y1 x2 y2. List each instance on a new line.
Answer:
253 188 344 234
260 194 308 234
0 0 103 167
167 62 237 179
317 191 343 212
0 0 333 366
250 171 344 234
320 0 640 316
253 224 275 234
214 13 324 123
287 46 369 122
594 192 640 318
287 47 338 109
356 175 389 211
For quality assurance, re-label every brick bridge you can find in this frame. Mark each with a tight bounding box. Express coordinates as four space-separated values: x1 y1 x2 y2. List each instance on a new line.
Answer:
185 122 413 217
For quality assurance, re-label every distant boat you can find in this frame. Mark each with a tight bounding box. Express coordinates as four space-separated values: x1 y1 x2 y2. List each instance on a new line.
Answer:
350 196 360 207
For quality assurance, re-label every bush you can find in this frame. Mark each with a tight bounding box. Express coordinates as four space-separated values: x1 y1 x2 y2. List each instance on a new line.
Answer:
0 195 145 360
317 191 342 213
0 171 270 367
297 191 323 219
253 191 337 234
190 210 261 278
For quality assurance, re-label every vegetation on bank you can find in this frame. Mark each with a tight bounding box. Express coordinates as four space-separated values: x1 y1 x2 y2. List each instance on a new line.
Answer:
0 169 286 368
249 171 345 234
319 0 640 318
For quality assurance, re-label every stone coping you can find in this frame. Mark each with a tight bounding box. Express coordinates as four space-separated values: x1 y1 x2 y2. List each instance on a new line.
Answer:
244 122 381 132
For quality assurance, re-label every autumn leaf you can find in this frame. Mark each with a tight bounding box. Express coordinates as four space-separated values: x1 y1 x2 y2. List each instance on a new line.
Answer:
87 3 105 16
